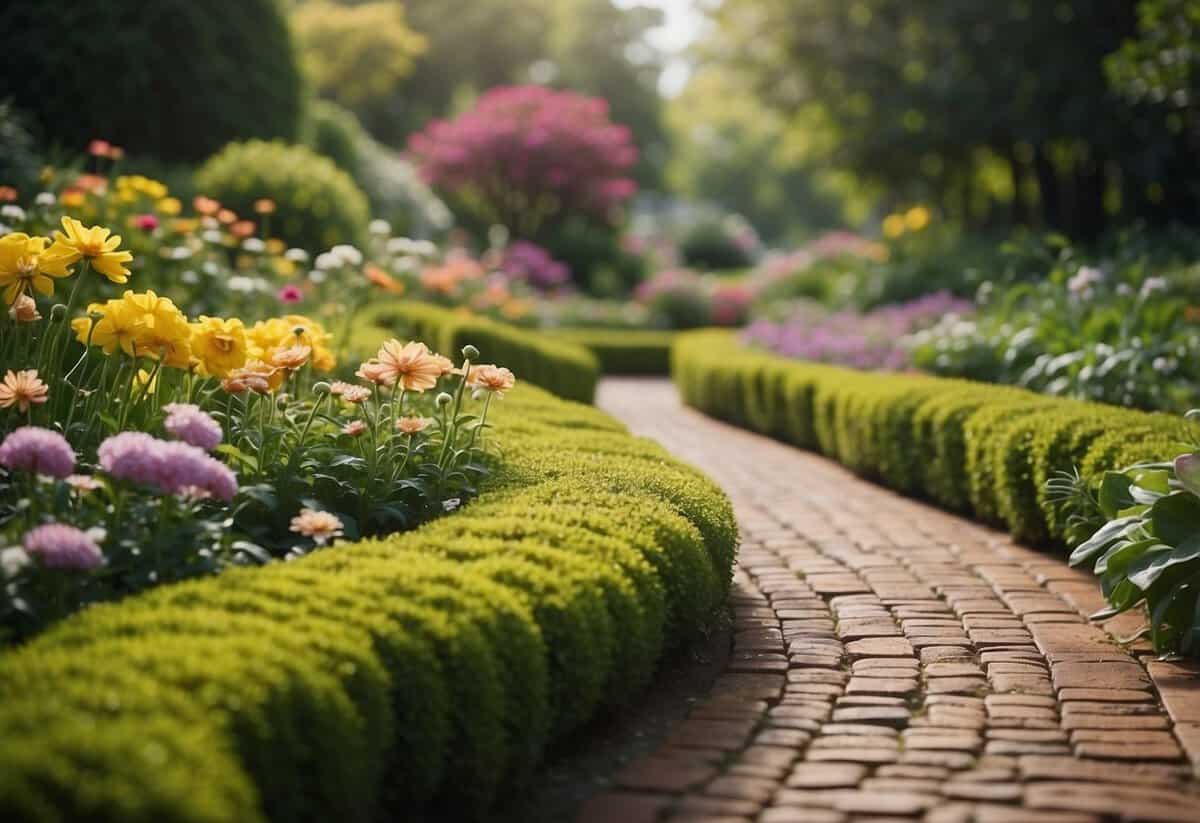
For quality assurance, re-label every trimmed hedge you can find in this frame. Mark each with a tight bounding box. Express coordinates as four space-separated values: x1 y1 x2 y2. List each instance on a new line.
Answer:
0 382 736 821
673 330 1184 549
546 329 677 375
354 302 600 404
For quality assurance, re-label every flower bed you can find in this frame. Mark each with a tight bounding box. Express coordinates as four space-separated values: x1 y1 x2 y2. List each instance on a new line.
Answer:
0 380 737 822
672 330 1182 550
545 329 677 376
353 301 599 403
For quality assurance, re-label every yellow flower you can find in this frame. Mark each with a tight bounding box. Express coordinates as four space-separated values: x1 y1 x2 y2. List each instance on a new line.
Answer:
135 368 158 393
0 233 74 304
72 299 142 356
59 190 85 208
156 197 182 216
904 206 931 232
247 315 336 372
882 214 906 239
190 316 247 378
44 216 134 284
121 290 192 367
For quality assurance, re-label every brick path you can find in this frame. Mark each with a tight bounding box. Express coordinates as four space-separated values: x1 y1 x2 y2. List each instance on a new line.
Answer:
584 378 1200 823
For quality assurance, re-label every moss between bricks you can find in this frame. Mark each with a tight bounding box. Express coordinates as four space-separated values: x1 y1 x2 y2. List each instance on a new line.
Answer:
673 330 1183 550
0 381 737 822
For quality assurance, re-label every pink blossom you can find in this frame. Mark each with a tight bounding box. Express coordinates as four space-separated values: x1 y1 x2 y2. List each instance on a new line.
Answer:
22 523 103 570
0 427 76 478
163 402 223 451
98 431 237 501
278 284 304 304
135 214 160 232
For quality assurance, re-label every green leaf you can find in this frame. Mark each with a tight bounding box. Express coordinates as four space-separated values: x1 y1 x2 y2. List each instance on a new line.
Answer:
1098 471 1135 518
1149 492 1200 546
1095 537 1157 576
1069 515 1143 567
1126 535 1200 590
1131 468 1171 495
216 444 259 471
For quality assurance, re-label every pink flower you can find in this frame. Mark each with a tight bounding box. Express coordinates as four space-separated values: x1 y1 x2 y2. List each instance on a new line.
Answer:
342 420 367 437
0 427 76 478
98 432 237 501
22 523 103 570
278 284 304 304
163 402 223 451
135 213 160 232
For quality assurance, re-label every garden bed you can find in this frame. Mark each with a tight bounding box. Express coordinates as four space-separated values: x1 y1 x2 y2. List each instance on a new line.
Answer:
0 380 737 822
672 330 1183 550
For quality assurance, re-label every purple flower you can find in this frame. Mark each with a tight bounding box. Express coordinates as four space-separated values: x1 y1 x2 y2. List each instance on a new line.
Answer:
98 431 237 501
22 523 103 570
0 426 76 478
500 241 571 290
163 403 223 451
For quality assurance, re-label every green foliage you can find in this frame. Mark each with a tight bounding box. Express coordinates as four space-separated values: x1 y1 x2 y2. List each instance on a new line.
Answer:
352 302 600 404
195 140 370 251
0 381 737 820
0 0 302 163
674 330 1183 550
0 101 40 194
680 222 753 271
303 99 368 181
546 329 677 375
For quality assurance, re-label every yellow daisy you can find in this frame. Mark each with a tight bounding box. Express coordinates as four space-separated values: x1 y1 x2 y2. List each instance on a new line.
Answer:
44 216 134 284
0 233 74 304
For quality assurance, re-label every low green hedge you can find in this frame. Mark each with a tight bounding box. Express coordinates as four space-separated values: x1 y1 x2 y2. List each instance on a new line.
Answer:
354 302 599 404
0 383 736 822
545 329 677 375
673 330 1183 548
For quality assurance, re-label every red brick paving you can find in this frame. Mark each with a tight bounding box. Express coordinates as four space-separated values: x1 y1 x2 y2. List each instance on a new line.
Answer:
581 379 1200 822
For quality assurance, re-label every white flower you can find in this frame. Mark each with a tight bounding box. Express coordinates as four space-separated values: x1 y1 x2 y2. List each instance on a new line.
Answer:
35 192 56 207
285 248 309 263
386 237 417 255
181 270 200 284
242 237 266 253
1140 277 1168 298
227 275 264 293
315 252 340 271
308 270 327 284
331 244 363 266
1116 283 1133 297
202 229 223 244
168 246 192 260
0 547 30 578
369 219 391 236
1067 266 1104 296
1 205 26 221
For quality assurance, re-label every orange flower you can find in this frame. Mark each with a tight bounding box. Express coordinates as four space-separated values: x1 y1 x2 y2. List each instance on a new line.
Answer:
0 369 49 412
395 416 429 435
429 352 455 377
365 264 403 294
254 199 276 215
230 220 256 239
339 385 371 404
270 344 311 371
468 364 516 397
0 186 17 202
9 294 40 323
355 359 391 386
217 208 237 225
194 196 220 216
375 340 443 391
342 420 367 437
289 507 343 546
222 361 282 395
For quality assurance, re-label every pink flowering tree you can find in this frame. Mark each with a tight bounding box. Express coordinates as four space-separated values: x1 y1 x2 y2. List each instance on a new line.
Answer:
408 85 638 239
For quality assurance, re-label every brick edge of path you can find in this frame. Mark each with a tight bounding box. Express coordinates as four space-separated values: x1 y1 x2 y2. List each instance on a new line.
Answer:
581 378 1200 823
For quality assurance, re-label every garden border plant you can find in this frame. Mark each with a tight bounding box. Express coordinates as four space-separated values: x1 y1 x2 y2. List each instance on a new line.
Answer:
546 328 677 376
672 330 1184 551
0 380 737 822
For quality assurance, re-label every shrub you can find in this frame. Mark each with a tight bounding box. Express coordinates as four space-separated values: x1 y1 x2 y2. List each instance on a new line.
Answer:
196 140 370 251
546 330 677 375
352 302 599 404
0 381 737 821
0 101 40 194
0 0 303 163
680 221 753 270
303 100 368 181
673 330 1183 550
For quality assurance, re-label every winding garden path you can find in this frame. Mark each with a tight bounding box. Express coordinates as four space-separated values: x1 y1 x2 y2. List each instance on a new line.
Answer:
587 377 1200 823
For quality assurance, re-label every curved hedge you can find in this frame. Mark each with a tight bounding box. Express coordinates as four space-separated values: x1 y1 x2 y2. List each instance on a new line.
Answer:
673 330 1183 549
355 302 600 404
546 329 676 375
0 382 736 821
0 0 302 163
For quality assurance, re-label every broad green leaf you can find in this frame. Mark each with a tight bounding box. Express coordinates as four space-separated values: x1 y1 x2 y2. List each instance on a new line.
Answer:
216 444 259 471
1125 538 1200 589
1098 471 1135 519
1149 492 1200 546
1130 468 1171 495
1095 537 1157 576
1068 515 1143 567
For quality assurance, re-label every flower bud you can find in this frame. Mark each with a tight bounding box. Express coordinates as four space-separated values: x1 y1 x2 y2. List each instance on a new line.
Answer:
436 392 453 408
461 344 480 361
49 304 68 322
312 381 331 395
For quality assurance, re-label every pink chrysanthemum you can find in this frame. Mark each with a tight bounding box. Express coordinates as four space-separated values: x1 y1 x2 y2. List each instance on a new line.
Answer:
0 427 76 478
98 431 238 501
278 284 304 304
163 402 223 451
22 523 104 570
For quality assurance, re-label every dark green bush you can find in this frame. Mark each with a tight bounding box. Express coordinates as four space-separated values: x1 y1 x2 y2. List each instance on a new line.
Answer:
195 140 370 251
302 100 367 181
674 330 1182 550
0 100 40 193
680 221 753 271
0 0 302 163
353 301 600 403
546 329 677 375
0 381 736 822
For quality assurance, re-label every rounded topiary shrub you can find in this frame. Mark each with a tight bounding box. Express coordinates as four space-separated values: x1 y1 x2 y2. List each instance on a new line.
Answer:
0 0 303 163
303 100 369 181
196 140 370 251
680 221 753 271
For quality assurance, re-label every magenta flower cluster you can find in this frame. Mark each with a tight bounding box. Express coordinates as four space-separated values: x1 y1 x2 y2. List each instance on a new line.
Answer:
0 427 76 479
98 431 237 501
163 403 223 452
500 241 571 290
22 523 103 570
745 291 974 371
409 86 637 227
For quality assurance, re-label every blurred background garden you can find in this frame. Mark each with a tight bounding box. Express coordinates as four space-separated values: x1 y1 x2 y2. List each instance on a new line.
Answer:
2 0 1199 409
